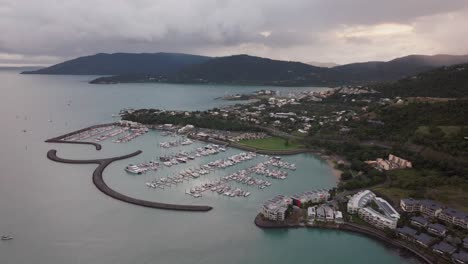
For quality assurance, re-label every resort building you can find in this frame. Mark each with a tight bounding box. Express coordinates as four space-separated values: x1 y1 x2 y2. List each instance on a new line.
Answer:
291 190 330 207
347 190 376 214
427 223 447 237
452 251 468 264
325 207 335 222
400 199 444 217
420 200 444 217
431 242 456 256
375 197 400 219
413 233 435 248
396 226 418 241
334 211 344 224
438 208 468 229
365 154 412 171
307 207 316 220
358 207 398 229
347 190 399 230
410 216 429 228
400 198 422 212
316 206 326 222
261 195 291 222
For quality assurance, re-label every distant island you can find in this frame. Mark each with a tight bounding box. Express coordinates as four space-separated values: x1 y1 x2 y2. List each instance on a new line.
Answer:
23 52 468 86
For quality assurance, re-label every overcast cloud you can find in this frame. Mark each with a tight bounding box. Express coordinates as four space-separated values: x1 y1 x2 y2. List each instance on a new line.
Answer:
1 0 468 66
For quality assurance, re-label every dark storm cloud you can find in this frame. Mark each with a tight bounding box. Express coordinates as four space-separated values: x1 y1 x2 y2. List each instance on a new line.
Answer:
1 0 468 65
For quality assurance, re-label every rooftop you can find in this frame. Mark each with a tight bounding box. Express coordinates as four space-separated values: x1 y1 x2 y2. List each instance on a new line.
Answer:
375 197 400 218
419 200 444 210
432 242 456 254
413 233 435 245
452 251 468 262
427 223 447 233
411 216 429 225
441 207 468 220
396 226 418 237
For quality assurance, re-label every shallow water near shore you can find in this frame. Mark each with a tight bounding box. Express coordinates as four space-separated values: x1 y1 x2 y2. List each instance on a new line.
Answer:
0 70 420 263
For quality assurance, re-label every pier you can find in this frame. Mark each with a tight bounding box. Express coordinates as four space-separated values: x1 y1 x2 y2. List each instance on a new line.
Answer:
46 149 213 212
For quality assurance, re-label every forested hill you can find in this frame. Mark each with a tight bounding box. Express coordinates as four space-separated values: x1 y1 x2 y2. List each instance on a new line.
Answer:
325 54 468 84
22 52 468 86
22 53 211 75
372 63 468 98
168 54 327 85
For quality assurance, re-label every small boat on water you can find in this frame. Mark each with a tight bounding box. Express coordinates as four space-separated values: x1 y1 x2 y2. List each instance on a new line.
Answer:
1 235 13 241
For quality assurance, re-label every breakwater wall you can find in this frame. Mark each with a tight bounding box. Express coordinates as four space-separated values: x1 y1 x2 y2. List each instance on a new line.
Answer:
45 123 118 150
46 149 213 212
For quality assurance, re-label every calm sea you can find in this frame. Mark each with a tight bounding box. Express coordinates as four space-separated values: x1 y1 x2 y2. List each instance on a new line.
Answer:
0 69 419 263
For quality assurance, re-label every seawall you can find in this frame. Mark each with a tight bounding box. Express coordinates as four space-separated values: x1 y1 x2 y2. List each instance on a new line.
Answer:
254 214 434 264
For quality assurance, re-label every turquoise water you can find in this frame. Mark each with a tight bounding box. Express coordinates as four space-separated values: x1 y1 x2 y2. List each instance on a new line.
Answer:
0 70 419 263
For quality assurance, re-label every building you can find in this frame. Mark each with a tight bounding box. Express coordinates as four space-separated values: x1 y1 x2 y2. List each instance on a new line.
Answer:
452 251 468 264
400 198 422 212
410 216 429 228
307 207 316 220
358 207 398 229
396 226 418 241
438 208 468 229
261 195 291 222
347 190 376 214
335 211 344 224
292 190 330 207
427 223 447 237
431 242 456 255
325 206 335 222
316 206 326 222
419 200 444 217
177 124 194 134
365 154 412 171
375 197 400 219
388 154 412 169
348 190 399 230
119 120 141 128
413 233 435 248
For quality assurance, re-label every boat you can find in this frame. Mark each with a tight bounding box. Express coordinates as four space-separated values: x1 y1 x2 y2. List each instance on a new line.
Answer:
125 165 143 174
1 235 13 241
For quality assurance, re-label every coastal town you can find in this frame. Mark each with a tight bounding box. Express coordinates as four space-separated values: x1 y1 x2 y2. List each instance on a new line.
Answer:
256 188 468 264
40 84 467 264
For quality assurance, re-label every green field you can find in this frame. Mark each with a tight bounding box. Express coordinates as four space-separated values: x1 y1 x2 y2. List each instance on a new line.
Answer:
238 137 303 151
416 125 467 136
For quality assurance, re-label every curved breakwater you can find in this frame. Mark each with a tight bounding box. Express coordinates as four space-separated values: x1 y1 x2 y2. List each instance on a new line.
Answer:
46 149 213 212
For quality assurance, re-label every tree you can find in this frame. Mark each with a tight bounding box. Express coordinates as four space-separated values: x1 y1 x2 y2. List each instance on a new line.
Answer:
341 171 352 181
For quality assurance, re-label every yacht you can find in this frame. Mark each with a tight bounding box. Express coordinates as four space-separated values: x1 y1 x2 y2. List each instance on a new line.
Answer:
1 235 13 241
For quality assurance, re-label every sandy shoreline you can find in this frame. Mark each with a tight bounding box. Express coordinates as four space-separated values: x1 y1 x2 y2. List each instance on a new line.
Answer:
315 153 343 180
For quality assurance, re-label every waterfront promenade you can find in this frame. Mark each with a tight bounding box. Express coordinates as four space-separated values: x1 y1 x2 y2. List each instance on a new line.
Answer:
46 149 213 212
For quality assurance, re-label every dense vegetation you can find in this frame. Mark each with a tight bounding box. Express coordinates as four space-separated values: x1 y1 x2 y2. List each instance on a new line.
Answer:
372 63 468 98
123 109 261 132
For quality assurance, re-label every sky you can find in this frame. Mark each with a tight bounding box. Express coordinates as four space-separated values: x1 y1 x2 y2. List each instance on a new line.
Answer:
1 0 468 66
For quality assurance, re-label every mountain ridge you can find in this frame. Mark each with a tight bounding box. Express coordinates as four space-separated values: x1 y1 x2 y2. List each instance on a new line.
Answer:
23 52 468 86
